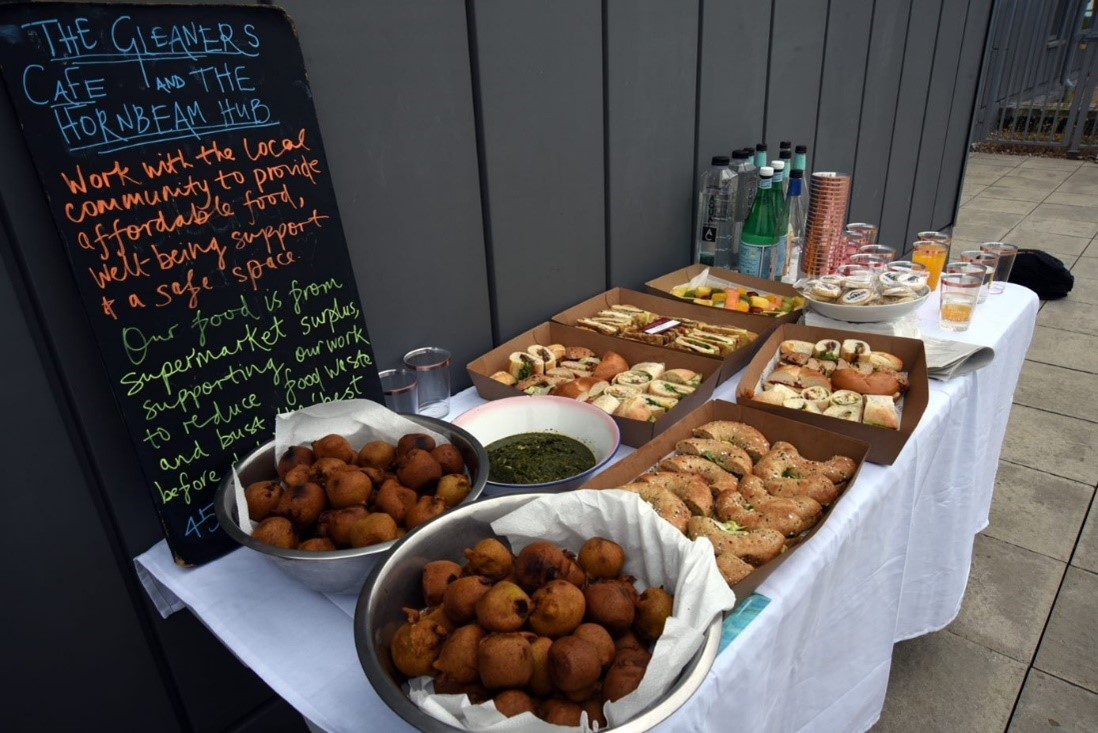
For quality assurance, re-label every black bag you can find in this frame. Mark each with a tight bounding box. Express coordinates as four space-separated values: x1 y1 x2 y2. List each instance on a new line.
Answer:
1008 249 1074 299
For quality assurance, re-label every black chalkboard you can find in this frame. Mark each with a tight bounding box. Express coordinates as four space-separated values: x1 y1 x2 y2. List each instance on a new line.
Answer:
0 3 383 565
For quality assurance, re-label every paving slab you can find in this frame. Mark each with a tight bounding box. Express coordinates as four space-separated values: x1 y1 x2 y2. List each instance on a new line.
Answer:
1001 404 1098 485
1044 191 1098 208
1026 326 1098 374
874 632 1027 733
970 152 1028 165
1072 503 1097 574
1070 256 1098 280
955 209 1027 242
1003 229 1092 258
964 195 1039 216
1018 157 1084 172
1008 669 1098 733
1037 297 1098 335
950 534 1066 663
1003 168 1075 186
1014 361 1098 423
1029 203 1098 226
1034 567 1098 693
1005 215 1098 239
979 184 1053 203
1060 276 1098 305
1055 176 1098 196
985 461 1094 562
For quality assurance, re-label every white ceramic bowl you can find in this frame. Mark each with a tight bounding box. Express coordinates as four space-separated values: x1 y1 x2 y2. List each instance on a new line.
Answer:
804 289 931 323
452 395 621 495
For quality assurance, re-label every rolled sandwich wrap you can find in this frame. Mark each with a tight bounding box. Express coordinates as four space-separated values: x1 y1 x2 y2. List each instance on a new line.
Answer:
814 339 841 361
614 395 653 422
649 380 696 399
830 389 864 407
589 393 621 414
605 383 642 400
508 351 543 380
753 384 800 406
800 385 831 411
663 368 701 386
612 369 654 389
631 361 666 379
824 403 863 422
863 394 900 430
643 394 679 411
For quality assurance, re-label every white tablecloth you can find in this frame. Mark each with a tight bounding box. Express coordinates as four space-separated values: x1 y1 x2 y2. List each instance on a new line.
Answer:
135 285 1038 733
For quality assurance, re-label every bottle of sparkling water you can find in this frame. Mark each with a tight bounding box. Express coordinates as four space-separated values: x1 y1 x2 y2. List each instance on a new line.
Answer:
693 155 737 267
738 166 780 279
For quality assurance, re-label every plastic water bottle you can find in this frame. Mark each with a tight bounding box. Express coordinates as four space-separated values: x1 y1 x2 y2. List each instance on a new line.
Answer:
783 169 808 283
729 149 755 269
694 155 737 268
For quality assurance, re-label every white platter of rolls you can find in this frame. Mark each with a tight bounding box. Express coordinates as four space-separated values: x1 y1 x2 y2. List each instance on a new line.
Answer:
743 337 910 430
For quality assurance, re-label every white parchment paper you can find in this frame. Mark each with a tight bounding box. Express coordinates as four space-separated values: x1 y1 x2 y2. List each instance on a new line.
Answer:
406 489 737 731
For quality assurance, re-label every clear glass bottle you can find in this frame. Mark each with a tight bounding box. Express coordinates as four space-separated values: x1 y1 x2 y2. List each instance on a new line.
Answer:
783 169 808 283
738 166 779 279
728 149 755 270
779 145 793 195
693 155 737 267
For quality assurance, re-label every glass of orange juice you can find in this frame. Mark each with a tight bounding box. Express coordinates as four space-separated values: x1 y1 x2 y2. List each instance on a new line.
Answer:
938 270 981 331
912 240 949 290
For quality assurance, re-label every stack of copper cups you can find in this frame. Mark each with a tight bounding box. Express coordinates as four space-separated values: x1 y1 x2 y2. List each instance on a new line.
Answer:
799 172 853 277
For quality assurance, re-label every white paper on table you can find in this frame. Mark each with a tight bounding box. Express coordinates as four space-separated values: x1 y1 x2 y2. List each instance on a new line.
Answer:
232 399 449 535
804 309 922 338
407 489 737 732
922 337 996 380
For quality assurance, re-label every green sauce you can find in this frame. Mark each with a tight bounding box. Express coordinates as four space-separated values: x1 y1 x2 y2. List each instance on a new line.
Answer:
487 432 597 484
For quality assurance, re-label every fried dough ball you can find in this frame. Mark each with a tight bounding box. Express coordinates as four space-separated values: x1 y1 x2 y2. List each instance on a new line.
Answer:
276 482 327 528
310 456 352 486
406 495 448 530
422 560 463 607
477 633 534 689
326 469 373 509
634 586 674 641
583 578 637 633
349 513 400 547
603 655 647 701
252 516 297 549
548 635 602 692
391 613 447 678
375 479 417 525
475 581 531 632
528 580 586 638
493 689 538 718
572 623 615 668
297 537 336 552
357 440 396 469
316 506 369 548
432 623 485 684
578 536 625 579
436 474 472 508
397 433 436 457
464 538 513 581
244 480 283 521
513 541 585 591
396 449 443 491
539 699 583 726
528 636 554 696
443 576 493 624
283 463 312 488
431 444 465 475
313 434 356 463
433 673 488 703
277 445 315 480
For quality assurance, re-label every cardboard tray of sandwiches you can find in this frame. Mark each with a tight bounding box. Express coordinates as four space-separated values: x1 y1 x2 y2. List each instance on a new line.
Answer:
550 287 778 384
735 324 929 464
466 321 723 447
583 399 871 598
644 264 805 325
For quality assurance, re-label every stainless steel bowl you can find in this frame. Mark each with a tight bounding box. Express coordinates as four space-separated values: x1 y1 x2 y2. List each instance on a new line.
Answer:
354 493 722 731
214 414 489 595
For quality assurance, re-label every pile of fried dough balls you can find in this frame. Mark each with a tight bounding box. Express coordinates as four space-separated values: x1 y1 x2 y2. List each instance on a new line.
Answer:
390 536 674 727
245 432 472 551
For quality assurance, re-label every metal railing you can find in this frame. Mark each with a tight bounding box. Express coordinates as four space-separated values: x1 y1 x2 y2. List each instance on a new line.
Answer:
972 0 1097 156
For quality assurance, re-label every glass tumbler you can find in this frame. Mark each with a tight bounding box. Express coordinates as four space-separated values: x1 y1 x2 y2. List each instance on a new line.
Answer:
378 368 418 414
403 347 452 418
938 270 982 332
980 242 1019 294
959 250 998 303
912 241 949 290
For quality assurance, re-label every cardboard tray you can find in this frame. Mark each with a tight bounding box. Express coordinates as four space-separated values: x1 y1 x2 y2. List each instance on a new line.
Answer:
550 287 777 384
466 321 721 448
644 263 804 326
582 399 871 599
735 323 929 465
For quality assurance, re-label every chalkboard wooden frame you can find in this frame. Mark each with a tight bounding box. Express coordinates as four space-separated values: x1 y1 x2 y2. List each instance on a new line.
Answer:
0 2 383 565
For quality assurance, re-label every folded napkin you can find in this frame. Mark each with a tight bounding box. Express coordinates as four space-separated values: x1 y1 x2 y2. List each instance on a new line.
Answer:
922 337 996 380
804 310 922 338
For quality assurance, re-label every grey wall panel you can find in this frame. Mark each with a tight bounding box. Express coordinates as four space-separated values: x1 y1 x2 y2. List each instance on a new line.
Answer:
282 0 491 385
695 1 772 171
904 0 969 243
765 0 828 157
934 0 993 228
878 0 943 249
813 0 874 175
472 0 605 341
606 0 699 285
0 252 179 731
850 1 912 225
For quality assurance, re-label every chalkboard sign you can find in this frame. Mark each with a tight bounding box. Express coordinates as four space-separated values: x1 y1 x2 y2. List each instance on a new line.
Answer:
0 3 383 565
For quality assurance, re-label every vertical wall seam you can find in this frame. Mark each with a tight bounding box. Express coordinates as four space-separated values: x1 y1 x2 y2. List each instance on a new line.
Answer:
602 0 612 288
929 0 972 230
878 0 916 233
763 0 776 141
464 0 500 345
902 0 945 243
811 0 834 163
690 0 705 255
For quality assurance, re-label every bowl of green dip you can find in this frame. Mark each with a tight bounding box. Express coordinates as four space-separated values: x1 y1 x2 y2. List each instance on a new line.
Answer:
452 395 621 495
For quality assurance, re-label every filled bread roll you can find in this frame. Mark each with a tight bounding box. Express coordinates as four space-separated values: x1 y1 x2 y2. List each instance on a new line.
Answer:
813 339 841 361
612 369 654 390
527 345 557 372
546 343 567 360
564 346 596 360
863 394 900 430
866 351 904 371
614 396 653 421
508 351 543 380
753 384 800 405
663 368 701 385
831 368 903 398
840 339 872 363
649 380 696 399
589 393 621 414
592 351 630 382
780 339 816 360
490 371 517 386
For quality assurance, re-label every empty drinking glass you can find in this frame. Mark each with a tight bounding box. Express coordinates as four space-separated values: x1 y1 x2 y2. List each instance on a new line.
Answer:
979 242 1019 294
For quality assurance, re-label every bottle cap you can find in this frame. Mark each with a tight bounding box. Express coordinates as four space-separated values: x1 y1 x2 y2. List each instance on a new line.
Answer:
712 155 730 166
779 150 792 159
795 145 807 154
760 166 774 177
771 160 785 171
790 169 804 178
741 147 754 156
732 149 749 159
780 141 792 149
756 143 767 152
